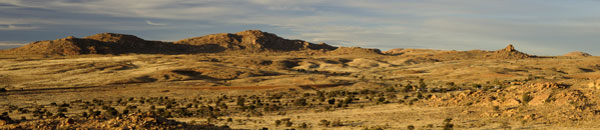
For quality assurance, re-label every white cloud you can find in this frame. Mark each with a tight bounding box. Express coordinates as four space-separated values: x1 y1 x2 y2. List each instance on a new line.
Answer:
0 24 38 30
145 20 167 26
0 41 26 46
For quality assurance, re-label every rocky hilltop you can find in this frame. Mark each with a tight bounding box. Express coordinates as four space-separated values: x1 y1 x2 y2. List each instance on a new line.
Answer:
1 30 337 55
384 44 533 60
175 30 336 52
491 44 531 59
0 31 550 59
564 51 592 57
0 33 194 55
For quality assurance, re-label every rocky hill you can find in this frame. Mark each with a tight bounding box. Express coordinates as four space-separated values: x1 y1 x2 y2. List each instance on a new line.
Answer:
0 33 196 55
490 44 531 59
174 30 336 52
0 30 544 59
564 51 592 57
1 30 337 55
383 48 449 56
386 44 533 60
326 47 382 56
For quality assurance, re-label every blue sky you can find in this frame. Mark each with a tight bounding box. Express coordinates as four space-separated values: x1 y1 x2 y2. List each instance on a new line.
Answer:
1 0 599 55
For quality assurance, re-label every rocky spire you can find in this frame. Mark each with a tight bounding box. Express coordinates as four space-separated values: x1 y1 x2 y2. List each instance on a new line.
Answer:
502 44 516 52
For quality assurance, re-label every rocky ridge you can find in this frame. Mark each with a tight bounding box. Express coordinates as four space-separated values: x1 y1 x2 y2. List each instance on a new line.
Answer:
1 30 337 55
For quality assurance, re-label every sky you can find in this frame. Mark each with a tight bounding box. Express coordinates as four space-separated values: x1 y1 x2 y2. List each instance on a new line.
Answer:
1 0 599 56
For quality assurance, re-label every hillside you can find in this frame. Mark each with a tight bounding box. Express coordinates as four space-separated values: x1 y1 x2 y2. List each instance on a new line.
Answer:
564 51 592 57
1 30 337 55
174 30 336 52
0 33 195 55
1 31 541 60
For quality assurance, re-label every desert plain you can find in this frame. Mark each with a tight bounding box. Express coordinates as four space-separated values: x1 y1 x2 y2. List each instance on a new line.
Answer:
1 30 600 130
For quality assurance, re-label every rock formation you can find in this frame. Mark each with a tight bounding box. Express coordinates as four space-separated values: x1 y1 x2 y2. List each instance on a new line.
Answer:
491 44 531 59
174 30 336 52
1 30 337 55
564 51 592 57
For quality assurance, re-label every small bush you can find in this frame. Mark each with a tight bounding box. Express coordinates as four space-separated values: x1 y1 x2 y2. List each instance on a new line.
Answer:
443 118 453 130
81 112 88 117
294 98 308 106
407 125 415 130
319 119 330 127
377 97 386 103
327 99 336 105
275 120 282 127
331 120 343 127
299 122 308 128
56 112 66 118
522 93 533 104
493 106 500 111
236 97 245 106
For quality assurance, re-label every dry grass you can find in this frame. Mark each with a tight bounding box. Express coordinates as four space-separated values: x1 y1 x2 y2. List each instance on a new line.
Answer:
2 53 600 129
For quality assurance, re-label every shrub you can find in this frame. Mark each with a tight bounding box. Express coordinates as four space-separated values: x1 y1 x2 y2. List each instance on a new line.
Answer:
294 98 307 106
81 112 88 117
319 119 330 127
237 97 245 106
344 96 354 104
105 107 119 117
443 118 454 130
331 120 343 127
299 122 308 128
403 85 413 92
493 106 500 111
522 93 533 105
56 112 66 118
285 121 293 127
44 111 53 118
385 87 396 92
0 113 14 124
275 120 282 127
407 125 415 130
91 111 101 117
364 126 384 130
377 97 386 103
58 107 68 113
472 84 482 89
327 99 336 105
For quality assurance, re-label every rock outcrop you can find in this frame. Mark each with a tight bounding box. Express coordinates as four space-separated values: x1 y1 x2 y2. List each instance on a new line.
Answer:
491 44 531 59
0 33 195 55
326 47 382 56
2 30 337 55
174 30 337 52
564 51 592 57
